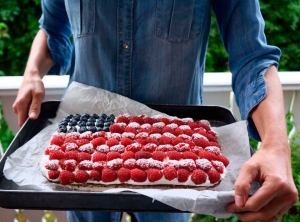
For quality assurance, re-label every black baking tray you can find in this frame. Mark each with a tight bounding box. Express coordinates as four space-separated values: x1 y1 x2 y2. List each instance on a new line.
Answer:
0 101 237 211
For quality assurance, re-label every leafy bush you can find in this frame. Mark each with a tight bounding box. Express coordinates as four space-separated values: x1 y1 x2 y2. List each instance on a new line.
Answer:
0 98 15 153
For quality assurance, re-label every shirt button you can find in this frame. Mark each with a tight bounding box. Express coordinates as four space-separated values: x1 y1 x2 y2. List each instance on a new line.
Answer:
123 42 129 49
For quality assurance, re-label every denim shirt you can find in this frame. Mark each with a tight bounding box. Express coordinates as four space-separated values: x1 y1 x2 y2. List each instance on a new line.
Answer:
39 0 281 140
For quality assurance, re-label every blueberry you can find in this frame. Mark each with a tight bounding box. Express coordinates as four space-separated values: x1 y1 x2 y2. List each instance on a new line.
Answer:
58 126 67 133
95 121 104 127
96 127 103 132
80 116 88 121
100 114 108 119
66 114 73 119
68 126 77 133
104 122 112 127
87 126 97 133
78 121 86 127
81 113 90 119
73 114 81 121
109 114 115 120
59 120 69 126
79 127 87 133
103 126 110 132
62 117 70 122
105 117 113 122
91 114 99 119
86 121 95 126
68 119 78 126
88 117 96 122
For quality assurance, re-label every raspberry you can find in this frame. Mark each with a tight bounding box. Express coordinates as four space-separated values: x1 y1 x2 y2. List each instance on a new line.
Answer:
110 124 125 134
44 145 60 154
184 140 195 148
195 159 212 172
79 131 92 140
91 137 106 147
216 155 229 167
124 127 137 134
197 128 207 137
62 142 79 152
121 151 135 161
92 161 106 171
135 151 151 159
179 134 192 141
136 159 149 170
49 150 66 160
162 126 173 134
153 122 165 129
136 138 148 145
107 151 121 161
183 129 194 136
75 170 89 183
196 121 210 132
92 152 107 162
92 131 106 139
167 151 182 160
173 128 184 136
121 137 134 146
106 138 119 147
165 160 180 169
192 146 203 154
174 143 190 152
152 151 165 161
65 132 80 139
206 133 218 142
171 119 184 126
177 169 190 182
107 158 123 170
66 151 78 160
143 117 156 124
78 143 95 154
149 127 161 135
157 144 174 152
50 135 64 146
191 170 207 185
163 166 177 181
130 116 144 125
142 143 157 152
89 170 101 181
76 139 90 147
208 142 221 149
123 158 136 169
204 146 220 155
45 160 60 170
102 168 118 182
96 144 110 153
135 132 148 139
126 142 142 153
172 137 184 146
117 168 131 182
78 160 93 170
146 137 159 146
48 170 60 180
147 168 163 182
116 116 130 124
63 159 77 171
207 169 221 184
194 138 210 148
188 122 197 129
179 159 196 171
149 159 164 169
77 152 91 162
59 170 75 185
160 117 171 125
159 135 172 145
182 151 198 160
199 150 218 161
138 128 150 133
131 168 147 182
59 158 67 169
211 160 225 173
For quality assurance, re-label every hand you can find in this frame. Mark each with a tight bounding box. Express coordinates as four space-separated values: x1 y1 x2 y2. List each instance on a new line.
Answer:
227 143 298 222
12 75 45 126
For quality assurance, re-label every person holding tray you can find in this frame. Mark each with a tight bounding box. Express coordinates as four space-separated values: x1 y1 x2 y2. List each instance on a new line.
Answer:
12 0 298 222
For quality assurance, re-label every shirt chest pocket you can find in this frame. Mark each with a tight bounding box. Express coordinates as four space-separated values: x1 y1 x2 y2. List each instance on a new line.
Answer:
65 0 95 37
156 0 211 43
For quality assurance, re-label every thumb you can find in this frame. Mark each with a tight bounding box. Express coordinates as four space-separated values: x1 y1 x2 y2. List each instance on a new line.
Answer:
234 162 258 207
28 90 44 119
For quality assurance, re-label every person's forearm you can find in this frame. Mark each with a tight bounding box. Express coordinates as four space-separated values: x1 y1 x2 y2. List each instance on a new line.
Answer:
24 29 55 79
251 65 289 153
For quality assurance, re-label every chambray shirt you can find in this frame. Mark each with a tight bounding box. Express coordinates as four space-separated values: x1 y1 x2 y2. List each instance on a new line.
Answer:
39 0 281 140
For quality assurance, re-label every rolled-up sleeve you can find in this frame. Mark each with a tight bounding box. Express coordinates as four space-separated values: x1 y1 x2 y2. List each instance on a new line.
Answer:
39 0 72 75
212 0 281 141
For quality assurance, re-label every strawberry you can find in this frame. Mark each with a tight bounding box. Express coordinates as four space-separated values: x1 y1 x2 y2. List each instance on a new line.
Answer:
76 139 90 147
110 124 125 134
216 155 229 167
124 127 137 134
198 150 217 161
147 168 163 182
102 168 117 182
77 152 92 162
177 169 190 182
160 117 171 125
159 135 172 145
208 142 221 149
121 151 135 161
61 142 78 152
78 160 93 170
163 166 177 181
89 170 101 181
204 146 220 155
194 138 210 148
130 116 144 125
136 138 148 145
195 159 212 172
66 151 78 161
183 129 194 136
49 150 66 160
106 138 119 147
131 168 147 182
143 117 156 124
121 137 134 146
191 170 207 185
59 170 75 185
92 152 107 162
152 151 165 161
123 159 136 169
167 151 182 160
45 160 60 170
117 168 131 182
92 161 106 171
107 151 121 161
182 151 198 160
107 158 123 170
91 137 106 147
75 170 89 183
172 137 184 146
115 115 130 124
136 159 149 170
63 159 77 171
142 143 157 152
135 151 151 159
211 160 225 173
173 128 184 136
48 170 60 180
50 135 64 146
126 142 142 153
149 127 161 135
146 137 159 146
207 169 221 184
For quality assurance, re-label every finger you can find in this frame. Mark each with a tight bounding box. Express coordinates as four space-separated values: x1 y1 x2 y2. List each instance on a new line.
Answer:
28 89 44 120
13 98 31 127
233 161 258 207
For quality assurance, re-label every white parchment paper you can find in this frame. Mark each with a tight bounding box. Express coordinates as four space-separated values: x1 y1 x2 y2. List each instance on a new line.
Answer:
3 82 256 218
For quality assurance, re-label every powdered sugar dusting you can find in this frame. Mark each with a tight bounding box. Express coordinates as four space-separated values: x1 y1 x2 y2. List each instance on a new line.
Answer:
166 123 178 129
178 134 192 140
153 122 165 129
78 143 94 153
192 133 208 141
204 146 220 155
195 159 212 170
179 125 191 130
79 131 92 139
110 133 122 140
141 124 151 129
127 122 140 129
148 159 164 169
136 159 149 169
163 132 176 139
179 159 196 171
96 144 109 153
135 132 149 139
45 160 59 170
107 158 123 169
174 143 190 152
122 132 135 139
149 133 162 139
165 160 180 169
65 142 78 152
143 143 157 151
110 144 125 153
